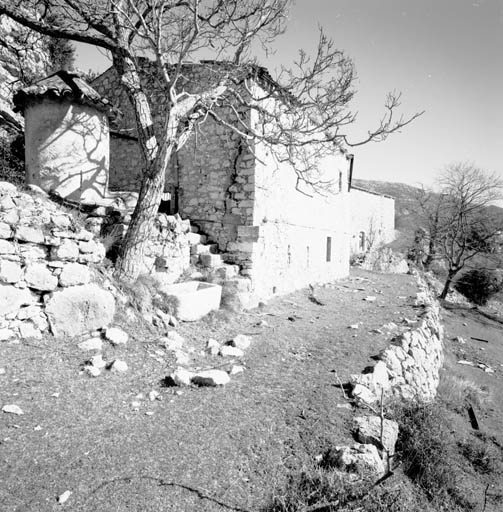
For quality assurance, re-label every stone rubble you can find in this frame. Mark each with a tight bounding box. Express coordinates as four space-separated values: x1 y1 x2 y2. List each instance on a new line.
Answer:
0 182 115 339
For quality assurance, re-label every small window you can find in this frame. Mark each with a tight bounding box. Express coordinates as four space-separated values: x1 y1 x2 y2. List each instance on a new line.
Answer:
306 246 310 268
359 231 366 252
287 245 291 265
338 171 343 192
326 237 332 262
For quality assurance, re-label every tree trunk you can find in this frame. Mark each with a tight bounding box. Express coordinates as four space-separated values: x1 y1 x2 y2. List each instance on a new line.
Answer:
111 49 177 281
440 270 456 299
114 143 174 280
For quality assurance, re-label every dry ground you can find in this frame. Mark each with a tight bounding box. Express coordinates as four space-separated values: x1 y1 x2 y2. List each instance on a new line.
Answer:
0 269 422 512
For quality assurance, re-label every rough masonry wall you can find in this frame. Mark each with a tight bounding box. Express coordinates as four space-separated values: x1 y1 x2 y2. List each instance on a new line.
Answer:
24 99 109 203
349 187 395 256
248 142 351 300
92 63 256 259
0 182 113 340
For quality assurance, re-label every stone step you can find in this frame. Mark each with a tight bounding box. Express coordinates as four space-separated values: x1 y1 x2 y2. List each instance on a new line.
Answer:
190 243 218 256
208 264 240 281
199 253 223 268
187 232 207 245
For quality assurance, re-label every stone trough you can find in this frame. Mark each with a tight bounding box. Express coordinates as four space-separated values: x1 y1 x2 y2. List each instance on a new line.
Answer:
162 281 222 321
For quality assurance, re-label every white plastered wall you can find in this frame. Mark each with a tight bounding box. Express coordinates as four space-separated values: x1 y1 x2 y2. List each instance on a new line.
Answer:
24 99 109 203
349 187 395 256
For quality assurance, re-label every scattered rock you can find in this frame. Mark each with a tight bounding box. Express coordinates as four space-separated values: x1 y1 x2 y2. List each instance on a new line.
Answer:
105 327 128 346
192 369 230 387
149 390 160 401
230 334 252 350
89 354 106 369
85 366 101 377
229 365 245 375
364 296 376 302
174 350 190 365
110 360 128 373
206 338 220 355
171 367 195 386
219 345 244 358
2 404 24 415
349 324 359 329
162 331 185 351
78 338 103 351
57 490 72 504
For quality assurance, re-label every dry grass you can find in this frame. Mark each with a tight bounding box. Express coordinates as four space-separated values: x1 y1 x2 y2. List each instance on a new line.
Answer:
438 374 491 411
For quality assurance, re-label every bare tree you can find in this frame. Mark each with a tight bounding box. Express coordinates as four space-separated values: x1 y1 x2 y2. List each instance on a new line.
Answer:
0 0 423 280
415 162 503 299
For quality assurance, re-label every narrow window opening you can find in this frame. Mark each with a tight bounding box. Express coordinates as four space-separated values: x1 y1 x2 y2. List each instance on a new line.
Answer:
359 231 366 252
306 246 310 268
338 171 343 192
287 245 291 265
326 236 332 262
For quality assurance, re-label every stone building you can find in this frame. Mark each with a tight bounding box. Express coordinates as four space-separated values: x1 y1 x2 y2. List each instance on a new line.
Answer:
92 61 352 300
349 185 395 257
13 70 115 203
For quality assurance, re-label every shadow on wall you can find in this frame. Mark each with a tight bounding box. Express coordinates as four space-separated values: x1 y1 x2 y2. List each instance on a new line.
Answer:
24 100 109 203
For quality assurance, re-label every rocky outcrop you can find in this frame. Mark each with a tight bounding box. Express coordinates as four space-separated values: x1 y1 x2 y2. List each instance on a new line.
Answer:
0 182 113 339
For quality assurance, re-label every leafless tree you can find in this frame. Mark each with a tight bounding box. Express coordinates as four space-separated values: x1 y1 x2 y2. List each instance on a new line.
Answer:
0 0 423 280
415 162 503 299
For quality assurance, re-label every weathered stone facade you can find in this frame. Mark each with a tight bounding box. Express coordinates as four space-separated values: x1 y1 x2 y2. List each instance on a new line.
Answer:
92 61 352 301
349 186 395 256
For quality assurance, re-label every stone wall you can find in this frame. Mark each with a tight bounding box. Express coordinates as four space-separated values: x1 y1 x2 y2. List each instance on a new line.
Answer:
350 274 444 404
92 64 256 258
349 187 395 256
0 182 114 340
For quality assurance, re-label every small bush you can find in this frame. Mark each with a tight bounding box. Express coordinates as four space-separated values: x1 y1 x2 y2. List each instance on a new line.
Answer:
438 375 491 412
458 437 501 475
390 402 461 509
454 269 502 306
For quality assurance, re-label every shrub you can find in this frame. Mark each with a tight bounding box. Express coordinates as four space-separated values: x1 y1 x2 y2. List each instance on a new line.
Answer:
0 132 25 184
454 269 502 305
390 402 465 510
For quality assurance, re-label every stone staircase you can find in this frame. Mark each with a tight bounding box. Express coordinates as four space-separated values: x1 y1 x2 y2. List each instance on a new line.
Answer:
187 224 240 281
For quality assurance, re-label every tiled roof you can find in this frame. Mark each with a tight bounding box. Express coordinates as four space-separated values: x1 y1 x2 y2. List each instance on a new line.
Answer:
13 70 119 119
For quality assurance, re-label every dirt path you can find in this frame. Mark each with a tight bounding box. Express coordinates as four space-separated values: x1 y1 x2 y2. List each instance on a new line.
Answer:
0 269 420 512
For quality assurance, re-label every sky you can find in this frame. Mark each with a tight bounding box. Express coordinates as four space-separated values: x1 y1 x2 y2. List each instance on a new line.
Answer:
75 0 503 189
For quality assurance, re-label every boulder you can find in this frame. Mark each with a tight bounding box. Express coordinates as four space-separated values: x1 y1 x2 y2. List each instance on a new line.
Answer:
45 284 115 337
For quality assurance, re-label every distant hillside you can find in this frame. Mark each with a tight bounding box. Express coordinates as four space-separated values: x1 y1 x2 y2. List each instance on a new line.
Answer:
352 179 503 252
